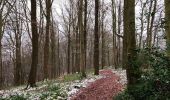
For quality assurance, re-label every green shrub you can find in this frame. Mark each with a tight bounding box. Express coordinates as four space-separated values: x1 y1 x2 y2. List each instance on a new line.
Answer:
0 98 6 100
114 90 135 100
115 48 170 100
39 92 50 100
40 84 67 100
9 94 27 100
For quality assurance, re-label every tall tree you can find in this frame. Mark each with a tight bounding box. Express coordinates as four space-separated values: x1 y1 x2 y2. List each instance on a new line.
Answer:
111 0 117 68
101 0 106 69
0 10 2 88
84 0 87 72
44 0 52 79
124 0 140 86
165 0 170 56
94 0 99 75
27 0 39 87
79 0 86 77
13 3 22 85
0 0 16 88
146 0 157 48
50 16 57 78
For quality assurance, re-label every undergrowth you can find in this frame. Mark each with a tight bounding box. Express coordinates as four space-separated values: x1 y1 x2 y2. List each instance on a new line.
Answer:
114 48 170 100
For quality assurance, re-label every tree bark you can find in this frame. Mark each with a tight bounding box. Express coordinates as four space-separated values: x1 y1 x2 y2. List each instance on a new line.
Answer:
0 13 2 88
146 0 153 48
84 0 87 71
14 13 22 85
111 0 117 68
101 0 105 69
43 0 51 79
94 0 99 75
165 0 170 56
124 0 140 86
79 0 86 77
50 17 57 78
27 0 39 87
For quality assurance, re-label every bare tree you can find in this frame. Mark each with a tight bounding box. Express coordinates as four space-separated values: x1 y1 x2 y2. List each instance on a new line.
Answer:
94 0 99 75
165 0 170 56
27 0 39 88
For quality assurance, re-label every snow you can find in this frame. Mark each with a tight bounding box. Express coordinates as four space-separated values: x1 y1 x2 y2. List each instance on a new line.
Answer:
0 68 127 100
111 68 127 85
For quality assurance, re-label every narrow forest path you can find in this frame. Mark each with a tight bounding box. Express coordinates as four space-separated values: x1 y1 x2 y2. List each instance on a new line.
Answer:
71 69 125 100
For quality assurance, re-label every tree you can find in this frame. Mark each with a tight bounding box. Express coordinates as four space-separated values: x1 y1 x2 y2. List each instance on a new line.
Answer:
0 10 2 88
165 0 170 56
79 0 86 77
101 0 106 69
146 0 157 48
111 0 117 68
0 0 16 88
50 16 57 79
43 0 52 79
13 2 22 85
27 0 39 87
124 0 139 86
94 0 99 75
83 0 87 74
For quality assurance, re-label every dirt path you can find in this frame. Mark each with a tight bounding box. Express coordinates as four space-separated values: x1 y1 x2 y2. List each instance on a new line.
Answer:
71 69 124 100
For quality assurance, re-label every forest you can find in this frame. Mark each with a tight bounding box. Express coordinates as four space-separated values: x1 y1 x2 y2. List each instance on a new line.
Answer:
0 0 170 100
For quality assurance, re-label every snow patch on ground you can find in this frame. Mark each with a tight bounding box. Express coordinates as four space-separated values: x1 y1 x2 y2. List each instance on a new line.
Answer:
63 74 103 100
0 68 127 100
111 68 127 85
0 74 103 100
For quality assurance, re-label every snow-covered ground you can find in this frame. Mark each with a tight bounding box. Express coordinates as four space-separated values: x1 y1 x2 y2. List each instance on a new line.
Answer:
112 68 127 85
0 68 127 100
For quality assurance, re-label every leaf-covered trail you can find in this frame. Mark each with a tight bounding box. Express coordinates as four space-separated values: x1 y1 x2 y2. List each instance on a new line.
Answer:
71 69 125 100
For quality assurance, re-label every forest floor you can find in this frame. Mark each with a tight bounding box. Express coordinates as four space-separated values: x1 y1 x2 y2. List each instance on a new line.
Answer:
71 69 126 100
0 68 127 100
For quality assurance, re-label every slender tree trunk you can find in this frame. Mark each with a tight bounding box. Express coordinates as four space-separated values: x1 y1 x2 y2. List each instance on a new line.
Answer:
84 0 87 70
94 0 99 75
57 30 60 76
111 0 117 68
79 0 86 77
0 13 2 88
146 0 153 48
139 0 146 48
101 0 105 69
122 0 128 69
44 0 51 79
27 0 39 87
14 19 22 86
76 22 80 72
165 0 170 56
117 1 122 66
50 18 56 78
67 24 71 74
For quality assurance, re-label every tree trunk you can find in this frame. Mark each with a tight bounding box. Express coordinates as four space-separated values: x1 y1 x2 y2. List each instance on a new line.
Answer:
111 0 117 68
165 0 170 56
124 0 140 86
79 0 86 77
84 0 87 71
67 24 71 74
0 13 2 88
50 18 56 78
27 0 39 87
146 0 153 48
43 0 51 79
94 0 99 75
101 0 105 69
14 17 22 86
